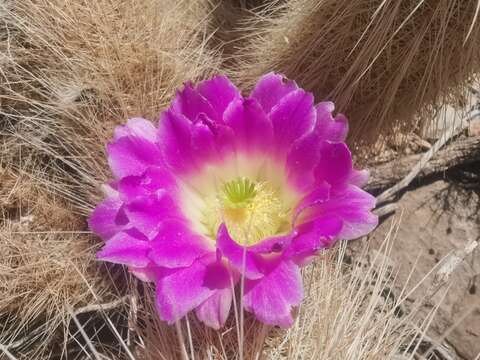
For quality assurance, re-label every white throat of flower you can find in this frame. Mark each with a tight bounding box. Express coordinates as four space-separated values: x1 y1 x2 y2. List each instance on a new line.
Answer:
179 155 299 246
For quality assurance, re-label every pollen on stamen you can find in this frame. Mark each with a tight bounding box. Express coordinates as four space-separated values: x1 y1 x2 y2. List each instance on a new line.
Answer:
201 177 292 246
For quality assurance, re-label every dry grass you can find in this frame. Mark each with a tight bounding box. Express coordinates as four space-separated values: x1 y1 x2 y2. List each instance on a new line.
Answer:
0 166 116 358
0 0 220 214
233 0 480 146
0 227 109 358
0 0 220 357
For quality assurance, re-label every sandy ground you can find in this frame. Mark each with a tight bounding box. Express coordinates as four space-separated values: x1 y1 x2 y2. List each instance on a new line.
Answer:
364 177 480 359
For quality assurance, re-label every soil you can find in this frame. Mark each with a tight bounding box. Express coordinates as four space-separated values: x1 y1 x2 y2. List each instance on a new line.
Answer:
363 171 480 359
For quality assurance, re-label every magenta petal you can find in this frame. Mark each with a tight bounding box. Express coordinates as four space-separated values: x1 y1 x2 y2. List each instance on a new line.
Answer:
107 135 162 179
194 114 236 159
285 216 343 262
349 169 369 187
149 220 212 268
314 141 352 186
172 83 219 123
124 191 181 239
286 132 322 191
197 75 242 118
326 113 348 142
250 72 298 114
190 117 236 164
129 264 157 282
243 260 303 328
315 102 348 142
156 260 214 323
323 185 378 240
216 224 264 280
117 167 176 201
195 260 235 328
247 233 296 254
269 89 316 155
203 258 233 289
209 123 236 157
224 98 273 152
196 288 233 329
89 195 124 240
191 121 217 163
114 117 157 143
338 212 378 240
159 110 197 174
294 182 331 223
97 230 150 267
298 185 377 241
316 101 335 115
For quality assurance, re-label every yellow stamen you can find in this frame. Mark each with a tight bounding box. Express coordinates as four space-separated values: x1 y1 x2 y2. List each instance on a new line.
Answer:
201 177 291 246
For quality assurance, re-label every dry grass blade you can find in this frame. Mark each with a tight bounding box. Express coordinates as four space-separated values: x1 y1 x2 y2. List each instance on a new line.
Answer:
0 198 113 358
0 345 19 360
234 0 480 147
66 305 104 360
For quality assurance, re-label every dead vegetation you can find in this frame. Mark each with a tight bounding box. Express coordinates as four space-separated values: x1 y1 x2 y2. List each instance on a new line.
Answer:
0 0 221 214
1 0 220 357
233 0 480 146
1 0 479 358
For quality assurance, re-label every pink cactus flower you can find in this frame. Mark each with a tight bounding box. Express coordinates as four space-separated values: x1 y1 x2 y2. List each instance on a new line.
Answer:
89 73 377 329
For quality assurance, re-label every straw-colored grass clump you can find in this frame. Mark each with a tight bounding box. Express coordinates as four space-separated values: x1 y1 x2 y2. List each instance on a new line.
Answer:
1 0 219 357
0 0 220 213
235 0 480 145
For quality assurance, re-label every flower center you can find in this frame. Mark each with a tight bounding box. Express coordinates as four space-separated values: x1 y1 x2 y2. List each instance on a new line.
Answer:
201 177 291 246
222 177 257 209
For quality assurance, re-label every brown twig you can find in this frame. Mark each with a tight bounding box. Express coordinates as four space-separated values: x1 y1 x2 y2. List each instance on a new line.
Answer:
73 296 128 316
374 110 480 204
373 203 399 217
368 135 480 192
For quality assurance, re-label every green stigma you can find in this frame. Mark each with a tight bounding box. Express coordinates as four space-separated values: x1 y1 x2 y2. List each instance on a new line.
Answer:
200 177 292 246
221 177 257 208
